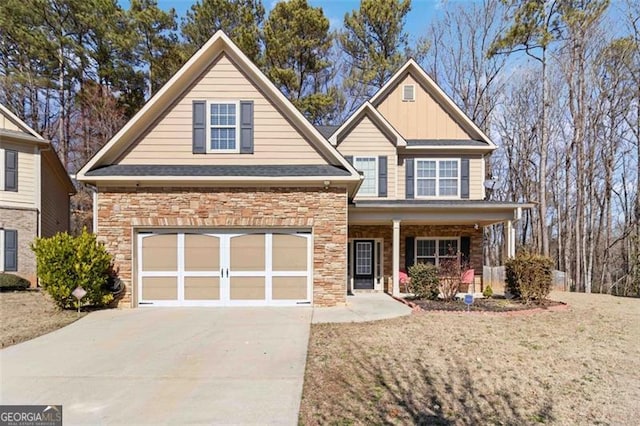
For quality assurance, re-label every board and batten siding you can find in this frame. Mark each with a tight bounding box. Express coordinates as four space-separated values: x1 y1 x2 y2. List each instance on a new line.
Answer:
0 142 37 208
336 116 397 199
376 74 471 140
117 54 327 165
397 154 485 200
40 153 70 237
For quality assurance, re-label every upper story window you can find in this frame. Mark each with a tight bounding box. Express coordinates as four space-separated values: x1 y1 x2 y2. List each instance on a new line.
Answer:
416 238 458 266
416 159 459 197
402 84 415 102
353 156 378 196
209 102 238 152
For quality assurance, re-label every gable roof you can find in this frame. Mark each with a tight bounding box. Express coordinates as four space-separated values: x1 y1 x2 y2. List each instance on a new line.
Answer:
328 102 406 147
0 104 45 141
76 31 361 189
0 103 75 194
369 59 497 150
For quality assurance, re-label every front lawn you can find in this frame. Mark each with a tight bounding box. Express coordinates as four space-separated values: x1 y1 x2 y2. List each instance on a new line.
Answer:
300 292 640 425
0 291 87 348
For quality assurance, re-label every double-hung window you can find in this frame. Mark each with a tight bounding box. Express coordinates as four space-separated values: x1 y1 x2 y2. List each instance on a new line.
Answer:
353 156 378 196
416 238 459 266
416 159 459 197
208 102 238 152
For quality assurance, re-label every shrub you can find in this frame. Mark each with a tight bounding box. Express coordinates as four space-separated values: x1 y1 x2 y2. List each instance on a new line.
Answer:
0 273 31 291
31 229 114 309
482 284 494 298
438 255 468 301
505 251 554 304
408 262 439 300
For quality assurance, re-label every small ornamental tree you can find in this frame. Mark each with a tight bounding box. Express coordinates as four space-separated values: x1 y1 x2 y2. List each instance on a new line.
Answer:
31 229 114 309
505 251 554 304
408 262 439 300
438 254 469 301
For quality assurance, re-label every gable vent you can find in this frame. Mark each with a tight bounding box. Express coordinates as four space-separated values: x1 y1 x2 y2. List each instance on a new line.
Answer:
402 84 415 101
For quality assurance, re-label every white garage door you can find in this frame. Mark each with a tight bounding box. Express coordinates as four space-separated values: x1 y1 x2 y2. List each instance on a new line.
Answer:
137 230 312 307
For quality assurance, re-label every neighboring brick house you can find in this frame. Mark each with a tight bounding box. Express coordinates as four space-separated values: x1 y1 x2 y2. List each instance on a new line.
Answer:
0 104 75 284
77 31 530 308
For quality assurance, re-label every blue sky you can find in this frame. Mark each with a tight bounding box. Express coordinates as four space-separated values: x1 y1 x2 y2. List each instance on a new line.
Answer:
145 0 446 42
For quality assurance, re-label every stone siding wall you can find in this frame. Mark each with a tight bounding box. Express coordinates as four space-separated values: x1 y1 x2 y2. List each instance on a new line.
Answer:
96 186 348 307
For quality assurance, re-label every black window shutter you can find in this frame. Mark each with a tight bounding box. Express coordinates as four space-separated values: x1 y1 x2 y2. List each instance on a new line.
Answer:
344 155 353 165
405 236 415 272
192 100 206 154
5 149 18 191
4 229 17 271
405 158 414 199
378 156 387 197
461 158 470 199
461 236 471 265
239 101 254 154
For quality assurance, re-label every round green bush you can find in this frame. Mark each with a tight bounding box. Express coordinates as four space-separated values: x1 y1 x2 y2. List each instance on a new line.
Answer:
0 273 31 291
31 229 114 309
408 262 440 300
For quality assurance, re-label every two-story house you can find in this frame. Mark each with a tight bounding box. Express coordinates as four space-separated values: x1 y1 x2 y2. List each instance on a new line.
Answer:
321 60 530 294
0 104 76 284
76 31 529 308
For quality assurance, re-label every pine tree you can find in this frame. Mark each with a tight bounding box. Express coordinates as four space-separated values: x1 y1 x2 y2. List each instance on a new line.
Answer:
181 0 264 63
263 0 341 124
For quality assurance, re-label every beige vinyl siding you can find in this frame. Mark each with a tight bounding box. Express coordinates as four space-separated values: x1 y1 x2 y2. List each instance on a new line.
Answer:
376 74 472 140
397 154 485 200
117 54 327 165
0 142 37 208
40 152 70 237
0 111 24 133
337 116 397 199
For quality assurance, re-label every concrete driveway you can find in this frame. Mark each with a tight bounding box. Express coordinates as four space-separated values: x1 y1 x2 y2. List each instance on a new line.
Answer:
0 307 312 425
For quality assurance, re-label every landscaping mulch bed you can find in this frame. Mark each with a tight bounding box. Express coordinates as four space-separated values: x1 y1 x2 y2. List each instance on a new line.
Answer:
0 290 87 348
408 296 565 312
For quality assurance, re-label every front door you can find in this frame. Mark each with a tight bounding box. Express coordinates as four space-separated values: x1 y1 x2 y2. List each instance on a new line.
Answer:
353 240 375 289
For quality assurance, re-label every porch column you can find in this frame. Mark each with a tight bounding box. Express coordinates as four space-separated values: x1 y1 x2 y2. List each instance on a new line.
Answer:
505 220 515 258
392 219 401 296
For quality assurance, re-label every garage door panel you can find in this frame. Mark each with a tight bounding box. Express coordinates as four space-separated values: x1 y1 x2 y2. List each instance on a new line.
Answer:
185 234 220 271
230 234 265 271
184 277 220 300
230 277 265 300
142 234 177 271
142 277 177 300
272 277 307 300
272 234 308 271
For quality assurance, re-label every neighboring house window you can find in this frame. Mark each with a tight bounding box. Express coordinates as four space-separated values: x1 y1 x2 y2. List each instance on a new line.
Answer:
4 149 18 191
353 156 378 196
416 238 458 266
415 159 460 197
402 84 415 101
209 102 238 152
1 229 18 272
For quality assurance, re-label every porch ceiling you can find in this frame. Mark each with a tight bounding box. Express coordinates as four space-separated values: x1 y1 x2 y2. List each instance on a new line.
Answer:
348 200 533 226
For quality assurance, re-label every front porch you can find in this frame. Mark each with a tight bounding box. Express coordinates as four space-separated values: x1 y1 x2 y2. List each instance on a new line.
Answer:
346 200 531 296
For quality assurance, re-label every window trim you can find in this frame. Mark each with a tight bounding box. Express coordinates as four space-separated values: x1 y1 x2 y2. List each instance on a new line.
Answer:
414 158 461 199
415 237 460 267
402 84 415 102
353 156 378 197
206 100 240 154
